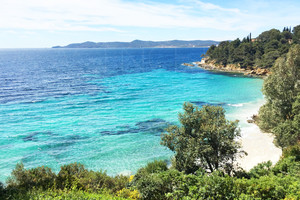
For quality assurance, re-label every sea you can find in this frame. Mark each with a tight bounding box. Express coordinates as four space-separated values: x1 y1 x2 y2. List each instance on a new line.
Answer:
0 48 264 182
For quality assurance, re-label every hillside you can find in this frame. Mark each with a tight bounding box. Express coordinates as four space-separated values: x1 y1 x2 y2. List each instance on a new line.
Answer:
52 40 220 48
203 25 300 70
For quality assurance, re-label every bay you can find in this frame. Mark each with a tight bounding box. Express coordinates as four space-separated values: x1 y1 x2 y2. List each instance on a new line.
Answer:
0 48 263 181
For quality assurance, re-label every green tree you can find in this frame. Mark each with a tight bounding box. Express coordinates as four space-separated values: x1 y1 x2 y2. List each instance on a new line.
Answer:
258 44 300 147
6 163 56 191
161 103 245 174
257 29 281 43
293 25 300 44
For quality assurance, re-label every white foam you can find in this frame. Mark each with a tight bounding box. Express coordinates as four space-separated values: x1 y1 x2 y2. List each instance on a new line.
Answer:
228 103 243 107
119 170 132 176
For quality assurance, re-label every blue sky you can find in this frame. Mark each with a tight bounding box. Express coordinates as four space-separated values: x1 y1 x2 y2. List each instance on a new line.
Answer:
0 0 299 48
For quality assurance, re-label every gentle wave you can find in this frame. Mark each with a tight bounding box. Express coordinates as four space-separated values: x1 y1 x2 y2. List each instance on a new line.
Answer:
227 103 244 107
0 48 263 182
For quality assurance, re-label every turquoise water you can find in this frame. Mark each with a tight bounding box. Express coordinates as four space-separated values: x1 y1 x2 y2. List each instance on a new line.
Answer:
0 48 263 181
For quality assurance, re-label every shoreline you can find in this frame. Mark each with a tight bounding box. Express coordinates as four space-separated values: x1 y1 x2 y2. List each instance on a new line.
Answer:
182 59 271 78
229 99 282 171
185 59 281 171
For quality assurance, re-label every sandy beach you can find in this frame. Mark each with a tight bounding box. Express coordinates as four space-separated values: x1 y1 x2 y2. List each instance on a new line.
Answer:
191 61 282 170
235 101 282 171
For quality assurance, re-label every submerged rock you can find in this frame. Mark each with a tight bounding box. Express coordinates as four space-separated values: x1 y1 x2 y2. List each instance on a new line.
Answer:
101 118 171 136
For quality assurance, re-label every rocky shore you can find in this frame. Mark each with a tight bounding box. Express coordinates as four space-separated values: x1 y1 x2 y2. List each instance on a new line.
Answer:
186 58 271 77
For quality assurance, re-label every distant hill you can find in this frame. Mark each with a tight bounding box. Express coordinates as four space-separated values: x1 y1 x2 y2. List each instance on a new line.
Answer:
52 40 220 48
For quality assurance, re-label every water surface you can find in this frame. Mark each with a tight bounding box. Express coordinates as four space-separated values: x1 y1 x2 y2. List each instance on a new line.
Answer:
0 48 263 181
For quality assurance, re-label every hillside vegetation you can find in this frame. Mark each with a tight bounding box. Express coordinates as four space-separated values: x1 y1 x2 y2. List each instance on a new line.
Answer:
206 25 300 69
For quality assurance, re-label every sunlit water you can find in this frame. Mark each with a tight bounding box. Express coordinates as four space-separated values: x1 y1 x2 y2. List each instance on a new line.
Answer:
0 48 263 181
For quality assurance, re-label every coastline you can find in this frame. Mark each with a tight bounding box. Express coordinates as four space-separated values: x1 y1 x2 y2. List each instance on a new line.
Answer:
233 100 282 171
182 59 271 77
184 59 282 171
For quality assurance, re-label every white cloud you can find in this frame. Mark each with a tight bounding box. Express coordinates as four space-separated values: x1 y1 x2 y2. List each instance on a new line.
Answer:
0 0 299 33
0 0 255 32
187 0 240 13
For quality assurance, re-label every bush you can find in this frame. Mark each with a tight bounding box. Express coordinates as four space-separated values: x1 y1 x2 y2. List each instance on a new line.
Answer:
169 171 238 200
282 144 300 161
0 182 5 199
248 161 273 178
133 169 181 200
56 162 88 190
6 163 56 191
272 156 300 176
5 188 131 200
56 163 129 192
133 160 168 183
116 188 141 200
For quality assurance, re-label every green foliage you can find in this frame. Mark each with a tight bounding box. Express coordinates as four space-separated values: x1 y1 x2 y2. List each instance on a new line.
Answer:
161 103 244 174
272 156 300 177
169 171 237 200
133 160 168 183
140 160 168 174
282 144 300 161
248 161 273 178
206 25 300 69
236 175 298 199
2 156 300 199
56 162 88 190
293 25 300 44
56 163 129 193
132 168 182 200
131 160 171 199
3 162 130 200
5 188 130 200
258 44 300 148
6 163 56 191
258 29 282 43
0 181 5 199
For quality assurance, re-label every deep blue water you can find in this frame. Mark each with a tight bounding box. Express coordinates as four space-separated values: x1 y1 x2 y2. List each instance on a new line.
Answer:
0 48 263 181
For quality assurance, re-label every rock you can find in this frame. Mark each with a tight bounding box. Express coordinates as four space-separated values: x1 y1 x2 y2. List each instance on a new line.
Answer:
182 63 194 67
196 59 270 77
252 114 258 121
247 119 255 123
247 114 258 123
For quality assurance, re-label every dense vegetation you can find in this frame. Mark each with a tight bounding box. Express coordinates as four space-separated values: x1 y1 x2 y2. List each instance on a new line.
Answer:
0 162 137 200
206 25 300 69
258 44 300 148
0 141 299 199
0 26 299 199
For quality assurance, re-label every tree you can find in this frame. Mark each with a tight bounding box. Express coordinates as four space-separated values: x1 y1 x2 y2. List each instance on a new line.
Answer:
293 25 300 44
258 44 300 148
161 103 245 174
257 29 281 43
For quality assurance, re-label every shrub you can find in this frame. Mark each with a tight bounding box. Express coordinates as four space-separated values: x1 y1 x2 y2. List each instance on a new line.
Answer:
56 162 89 190
117 188 141 200
272 156 300 176
6 163 56 191
248 161 273 178
132 167 182 200
282 144 300 161
56 163 129 192
0 181 5 199
133 160 168 183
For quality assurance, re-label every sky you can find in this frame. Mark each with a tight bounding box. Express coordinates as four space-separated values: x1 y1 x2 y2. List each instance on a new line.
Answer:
0 0 300 48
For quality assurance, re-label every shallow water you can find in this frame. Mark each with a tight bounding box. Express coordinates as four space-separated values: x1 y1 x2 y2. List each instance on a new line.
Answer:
0 48 263 181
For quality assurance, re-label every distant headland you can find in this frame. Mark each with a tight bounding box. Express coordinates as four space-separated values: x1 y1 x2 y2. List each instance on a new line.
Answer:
52 39 220 48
